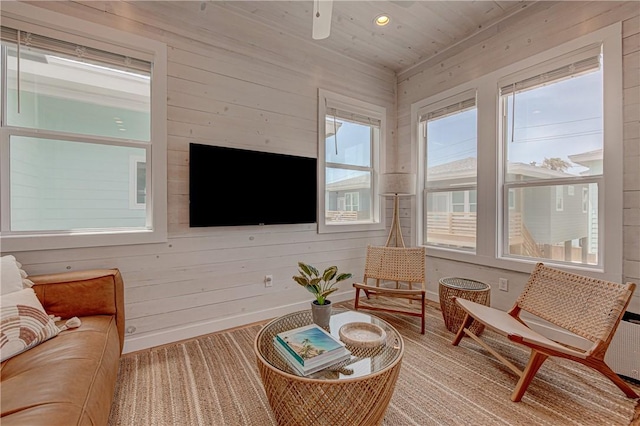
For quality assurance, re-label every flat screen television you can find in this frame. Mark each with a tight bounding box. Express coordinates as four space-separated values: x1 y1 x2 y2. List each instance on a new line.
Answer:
189 143 317 227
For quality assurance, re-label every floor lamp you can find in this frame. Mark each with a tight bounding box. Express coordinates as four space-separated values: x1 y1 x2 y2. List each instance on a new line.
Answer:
379 173 416 248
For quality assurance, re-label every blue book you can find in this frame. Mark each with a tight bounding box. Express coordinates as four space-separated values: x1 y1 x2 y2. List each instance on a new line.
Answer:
275 323 349 367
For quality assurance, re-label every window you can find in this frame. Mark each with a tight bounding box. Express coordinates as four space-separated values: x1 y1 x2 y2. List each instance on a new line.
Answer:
508 189 516 210
419 91 477 250
501 45 602 265
0 3 167 251
412 23 622 277
318 89 385 233
345 192 359 212
555 187 565 212
130 157 146 209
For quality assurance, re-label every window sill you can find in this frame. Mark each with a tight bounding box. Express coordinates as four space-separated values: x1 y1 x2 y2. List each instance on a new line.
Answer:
318 221 385 234
1 229 167 252
425 246 621 283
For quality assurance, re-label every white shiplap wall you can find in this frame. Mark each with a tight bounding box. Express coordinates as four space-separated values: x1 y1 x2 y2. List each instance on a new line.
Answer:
6 1 396 353
396 1 640 314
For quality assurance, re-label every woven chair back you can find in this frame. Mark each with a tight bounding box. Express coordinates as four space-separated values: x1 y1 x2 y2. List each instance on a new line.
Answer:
363 245 426 286
516 263 636 343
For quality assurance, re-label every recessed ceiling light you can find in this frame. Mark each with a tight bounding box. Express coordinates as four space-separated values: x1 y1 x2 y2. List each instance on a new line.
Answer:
374 14 390 27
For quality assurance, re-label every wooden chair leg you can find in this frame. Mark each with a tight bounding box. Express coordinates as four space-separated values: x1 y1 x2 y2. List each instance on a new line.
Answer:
354 287 361 310
452 313 473 346
590 359 640 398
420 293 426 334
511 350 548 402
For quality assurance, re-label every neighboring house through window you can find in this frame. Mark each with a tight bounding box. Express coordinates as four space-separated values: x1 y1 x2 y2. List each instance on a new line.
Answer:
0 3 167 251
317 89 385 233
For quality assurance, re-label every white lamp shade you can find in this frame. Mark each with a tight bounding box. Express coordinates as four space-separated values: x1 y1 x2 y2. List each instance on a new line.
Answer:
379 173 416 196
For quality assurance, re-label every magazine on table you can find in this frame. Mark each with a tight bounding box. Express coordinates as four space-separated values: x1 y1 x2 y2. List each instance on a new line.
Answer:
273 337 351 376
274 323 351 368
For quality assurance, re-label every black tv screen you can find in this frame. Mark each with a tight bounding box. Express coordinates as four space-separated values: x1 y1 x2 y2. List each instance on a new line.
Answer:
189 144 317 227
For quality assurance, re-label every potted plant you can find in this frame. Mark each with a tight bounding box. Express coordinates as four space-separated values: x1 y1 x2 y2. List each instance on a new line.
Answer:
293 262 352 327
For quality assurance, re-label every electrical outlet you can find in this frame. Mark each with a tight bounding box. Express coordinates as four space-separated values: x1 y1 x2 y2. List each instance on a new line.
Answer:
499 278 508 292
264 275 273 288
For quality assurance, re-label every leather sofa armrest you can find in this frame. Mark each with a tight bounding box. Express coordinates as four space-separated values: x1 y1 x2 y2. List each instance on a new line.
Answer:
30 269 125 352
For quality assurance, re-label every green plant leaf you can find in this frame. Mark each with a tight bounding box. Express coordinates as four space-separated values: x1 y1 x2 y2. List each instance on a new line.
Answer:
305 284 321 295
335 273 353 282
322 266 338 282
292 276 309 286
298 262 319 277
319 288 338 298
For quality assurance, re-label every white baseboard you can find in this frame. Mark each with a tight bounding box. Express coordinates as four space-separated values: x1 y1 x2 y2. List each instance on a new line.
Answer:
123 289 579 354
122 292 355 354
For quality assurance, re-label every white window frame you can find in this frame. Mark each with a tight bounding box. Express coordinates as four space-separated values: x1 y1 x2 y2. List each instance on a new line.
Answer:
317 89 385 234
411 23 622 282
0 3 167 251
417 89 478 252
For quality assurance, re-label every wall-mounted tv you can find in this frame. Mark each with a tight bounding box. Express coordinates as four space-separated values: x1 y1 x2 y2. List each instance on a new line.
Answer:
189 143 317 227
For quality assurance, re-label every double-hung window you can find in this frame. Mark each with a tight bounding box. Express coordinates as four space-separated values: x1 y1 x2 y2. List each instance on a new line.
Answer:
0 4 167 251
419 91 477 251
318 89 385 233
413 23 621 278
500 45 603 265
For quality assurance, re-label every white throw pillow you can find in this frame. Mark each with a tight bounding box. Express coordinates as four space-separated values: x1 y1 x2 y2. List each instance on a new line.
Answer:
13 259 35 288
1 255 25 295
0 288 60 362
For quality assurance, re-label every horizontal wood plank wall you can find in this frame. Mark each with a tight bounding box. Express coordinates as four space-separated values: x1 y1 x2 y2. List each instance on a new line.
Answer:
396 1 640 314
622 13 640 314
11 1 395 352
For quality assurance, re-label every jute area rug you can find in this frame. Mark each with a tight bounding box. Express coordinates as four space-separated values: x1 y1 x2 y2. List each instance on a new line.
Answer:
109 301 640 425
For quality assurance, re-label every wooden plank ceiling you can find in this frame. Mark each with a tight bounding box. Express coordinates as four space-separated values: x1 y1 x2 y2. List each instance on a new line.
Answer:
212 0 534 73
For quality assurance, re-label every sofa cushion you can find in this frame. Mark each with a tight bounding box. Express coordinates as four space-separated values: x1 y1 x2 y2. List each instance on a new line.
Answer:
0 288 60 362
1 315 121 426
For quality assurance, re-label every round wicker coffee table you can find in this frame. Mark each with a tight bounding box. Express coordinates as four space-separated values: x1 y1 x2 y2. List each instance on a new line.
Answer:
439 277 491 335
254 310 404 426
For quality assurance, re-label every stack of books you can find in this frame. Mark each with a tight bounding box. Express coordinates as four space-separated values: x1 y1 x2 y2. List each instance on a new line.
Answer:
273 323 351 376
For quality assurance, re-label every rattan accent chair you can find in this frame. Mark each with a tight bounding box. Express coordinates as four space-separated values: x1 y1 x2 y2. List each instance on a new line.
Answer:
452 262 638 402
353 245 427 334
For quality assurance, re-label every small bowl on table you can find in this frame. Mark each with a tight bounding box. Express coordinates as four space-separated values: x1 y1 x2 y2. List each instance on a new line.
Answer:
339 322 387 348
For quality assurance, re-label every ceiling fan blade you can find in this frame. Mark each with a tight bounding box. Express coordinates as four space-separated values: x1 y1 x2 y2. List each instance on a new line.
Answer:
312 0 333 40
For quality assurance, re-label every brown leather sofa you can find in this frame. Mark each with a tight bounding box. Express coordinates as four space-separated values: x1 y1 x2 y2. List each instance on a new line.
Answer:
1 269 125 426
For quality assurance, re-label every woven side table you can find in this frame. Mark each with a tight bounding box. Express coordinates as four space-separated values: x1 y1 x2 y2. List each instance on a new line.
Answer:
254 310 404 426
439 277 491 335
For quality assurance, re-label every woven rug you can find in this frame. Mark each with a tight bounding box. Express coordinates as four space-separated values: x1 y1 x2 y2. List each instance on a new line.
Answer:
108 301 640 425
